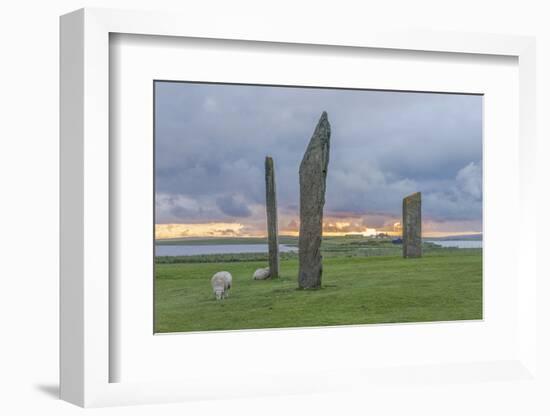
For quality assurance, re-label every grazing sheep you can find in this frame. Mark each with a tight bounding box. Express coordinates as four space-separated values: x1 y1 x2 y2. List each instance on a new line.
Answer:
211 271 232 300
253 267 271 280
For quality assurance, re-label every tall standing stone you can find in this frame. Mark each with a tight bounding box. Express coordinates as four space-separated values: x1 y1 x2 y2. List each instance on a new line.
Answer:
402 192 422 258
265 156 279 278
298 112 331 289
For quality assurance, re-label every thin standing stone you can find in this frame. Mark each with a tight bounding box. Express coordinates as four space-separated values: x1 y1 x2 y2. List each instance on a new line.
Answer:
402 192 422 258
265 156 279 278
298 112 331 289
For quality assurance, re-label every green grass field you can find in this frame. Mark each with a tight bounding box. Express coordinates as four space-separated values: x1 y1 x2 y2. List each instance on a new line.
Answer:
154 245 482 333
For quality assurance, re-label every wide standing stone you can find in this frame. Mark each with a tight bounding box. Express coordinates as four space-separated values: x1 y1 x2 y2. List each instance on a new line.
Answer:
298 112 331 289
402 192 422 258
265 156 279 278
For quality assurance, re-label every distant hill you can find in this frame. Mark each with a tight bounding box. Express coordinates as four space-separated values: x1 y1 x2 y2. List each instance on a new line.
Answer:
425 234 482 241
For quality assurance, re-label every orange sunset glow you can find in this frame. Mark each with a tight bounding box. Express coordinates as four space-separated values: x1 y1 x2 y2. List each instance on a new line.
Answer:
155 223 247 239
155 220 481 239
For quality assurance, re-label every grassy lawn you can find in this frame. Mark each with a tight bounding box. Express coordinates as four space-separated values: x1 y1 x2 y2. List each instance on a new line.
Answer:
154 249 482 333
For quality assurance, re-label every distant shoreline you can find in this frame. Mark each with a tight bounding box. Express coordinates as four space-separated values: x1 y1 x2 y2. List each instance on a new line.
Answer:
155 233 482 245
424 234 482 241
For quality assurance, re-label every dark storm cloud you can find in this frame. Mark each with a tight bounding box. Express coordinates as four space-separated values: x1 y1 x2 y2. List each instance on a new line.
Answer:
155 81 482 230
216 194 253 218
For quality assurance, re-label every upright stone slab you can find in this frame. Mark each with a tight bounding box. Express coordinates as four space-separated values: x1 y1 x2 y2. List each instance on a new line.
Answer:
402 192 422 258
265 156 279 278
298 112 331 289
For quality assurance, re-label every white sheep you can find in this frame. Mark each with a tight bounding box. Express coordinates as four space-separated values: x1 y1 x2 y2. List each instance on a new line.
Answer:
211 271 232 300
253 267 271 280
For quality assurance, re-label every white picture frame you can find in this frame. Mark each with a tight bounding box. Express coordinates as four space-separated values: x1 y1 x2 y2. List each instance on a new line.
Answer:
60 7 538 408
111 33 517 384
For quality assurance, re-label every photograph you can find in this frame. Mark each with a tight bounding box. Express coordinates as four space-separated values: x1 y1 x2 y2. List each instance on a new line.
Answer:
154 81 483 333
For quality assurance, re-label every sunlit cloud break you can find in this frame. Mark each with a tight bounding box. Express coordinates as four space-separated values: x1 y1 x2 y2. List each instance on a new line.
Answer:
156 223 246 239
155 221 378 239
155 219 481 239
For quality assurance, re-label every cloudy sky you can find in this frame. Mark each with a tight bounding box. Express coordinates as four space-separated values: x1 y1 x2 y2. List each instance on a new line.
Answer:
155 81 482 239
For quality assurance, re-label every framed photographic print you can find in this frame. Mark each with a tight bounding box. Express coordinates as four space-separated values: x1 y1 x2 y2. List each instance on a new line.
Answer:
60 8 538 408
